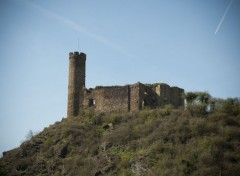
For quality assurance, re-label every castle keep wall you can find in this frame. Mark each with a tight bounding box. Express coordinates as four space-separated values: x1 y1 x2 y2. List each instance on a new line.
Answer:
155 84 171 106
81 83 184 113
93 86 129 112
129 83 145 111
170 87 184 108
140 85 153 108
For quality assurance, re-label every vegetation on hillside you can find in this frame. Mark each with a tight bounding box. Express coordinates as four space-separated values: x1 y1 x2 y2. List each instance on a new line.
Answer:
0 93 240 176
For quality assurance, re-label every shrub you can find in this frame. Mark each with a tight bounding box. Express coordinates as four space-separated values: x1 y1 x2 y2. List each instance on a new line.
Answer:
1 102 240 175
14 158 32 171
163 104 174 111
119 152 133 168
104 114 122 124
104 123 132 145
118 169 132 176
44 137 53 147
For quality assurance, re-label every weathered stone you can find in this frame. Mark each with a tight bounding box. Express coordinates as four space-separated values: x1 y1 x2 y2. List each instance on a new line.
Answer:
67 51 185 117
67 52 86 117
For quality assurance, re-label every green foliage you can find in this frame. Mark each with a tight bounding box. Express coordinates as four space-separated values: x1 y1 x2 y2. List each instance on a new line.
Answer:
219 98 240 116
109 146 133 168
0 160 8 176
118 169 132 176
213 98 239 112
185 91 212 117
105 114 122 124
44 137 53 147
163 104 174 111
1 102 240 175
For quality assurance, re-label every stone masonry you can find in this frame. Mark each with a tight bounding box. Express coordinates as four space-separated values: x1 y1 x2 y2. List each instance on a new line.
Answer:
67 52 86 117
67 51 184 117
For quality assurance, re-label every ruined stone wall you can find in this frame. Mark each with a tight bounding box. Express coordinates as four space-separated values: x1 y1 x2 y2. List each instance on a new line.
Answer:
67 51 185 116
130 83 145 111
82 89 93 109
67 52 86 117
138 83 145 110
83 86 129 113
142 85 158 108
141 83 184 109
178 88 185 107
155 84 171 107
73 81 184 114
170 87 184 108
83 83 150 113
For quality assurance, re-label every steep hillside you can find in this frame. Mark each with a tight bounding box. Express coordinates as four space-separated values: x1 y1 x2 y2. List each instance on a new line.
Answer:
1 107 240 176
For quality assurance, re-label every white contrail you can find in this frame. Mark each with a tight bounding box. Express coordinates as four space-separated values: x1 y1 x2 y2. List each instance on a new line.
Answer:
18 0 130 56
215 0 234 34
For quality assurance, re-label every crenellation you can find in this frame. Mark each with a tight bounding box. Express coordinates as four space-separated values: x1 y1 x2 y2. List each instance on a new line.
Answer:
67 51 185 117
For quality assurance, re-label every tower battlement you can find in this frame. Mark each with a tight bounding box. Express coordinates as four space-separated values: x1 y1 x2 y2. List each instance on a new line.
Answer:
69 51 86 57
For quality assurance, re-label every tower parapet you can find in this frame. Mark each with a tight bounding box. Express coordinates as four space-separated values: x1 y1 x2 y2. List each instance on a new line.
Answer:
67 51 86 117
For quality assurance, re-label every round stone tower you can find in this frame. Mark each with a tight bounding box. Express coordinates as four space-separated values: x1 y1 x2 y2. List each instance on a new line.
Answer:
67 51 86 117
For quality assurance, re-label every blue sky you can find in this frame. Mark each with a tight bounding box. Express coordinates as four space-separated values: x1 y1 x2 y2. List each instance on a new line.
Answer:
0 0 239 154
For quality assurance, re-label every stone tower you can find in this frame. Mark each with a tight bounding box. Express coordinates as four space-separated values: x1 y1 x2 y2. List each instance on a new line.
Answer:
67 51 86 117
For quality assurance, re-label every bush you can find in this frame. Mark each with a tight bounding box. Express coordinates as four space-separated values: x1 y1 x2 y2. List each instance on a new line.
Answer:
105 114 122 124
1 102 240 175
44 137 53 147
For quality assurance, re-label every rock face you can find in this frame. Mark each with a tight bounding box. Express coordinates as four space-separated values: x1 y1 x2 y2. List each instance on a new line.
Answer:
67 51 184 117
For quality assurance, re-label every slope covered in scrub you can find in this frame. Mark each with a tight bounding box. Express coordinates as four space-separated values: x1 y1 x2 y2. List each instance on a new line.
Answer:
1 105 240 176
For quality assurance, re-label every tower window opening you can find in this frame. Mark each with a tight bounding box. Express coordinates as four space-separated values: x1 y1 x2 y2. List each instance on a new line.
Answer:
89 99 96 107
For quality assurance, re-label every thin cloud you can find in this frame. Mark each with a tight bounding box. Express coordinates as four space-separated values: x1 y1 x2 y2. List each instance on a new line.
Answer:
19 0 130 56
215 0 233 34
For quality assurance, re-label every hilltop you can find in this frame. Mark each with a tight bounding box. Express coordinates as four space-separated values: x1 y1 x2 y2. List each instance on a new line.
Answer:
1 100 240 176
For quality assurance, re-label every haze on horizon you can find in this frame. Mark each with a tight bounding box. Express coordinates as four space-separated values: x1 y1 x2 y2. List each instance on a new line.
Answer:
0 0 240 155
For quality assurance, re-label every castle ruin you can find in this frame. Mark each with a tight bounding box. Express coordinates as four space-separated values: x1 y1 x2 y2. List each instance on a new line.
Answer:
67 51 184 117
